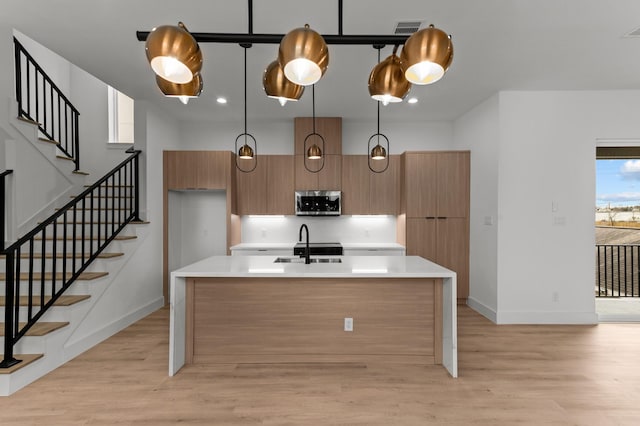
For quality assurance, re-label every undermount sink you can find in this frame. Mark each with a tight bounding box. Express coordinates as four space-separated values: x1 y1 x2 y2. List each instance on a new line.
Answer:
274 257 342 264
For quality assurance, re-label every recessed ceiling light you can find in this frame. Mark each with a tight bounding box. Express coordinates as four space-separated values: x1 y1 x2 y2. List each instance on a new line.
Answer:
407 97 418 104
216 97 227 104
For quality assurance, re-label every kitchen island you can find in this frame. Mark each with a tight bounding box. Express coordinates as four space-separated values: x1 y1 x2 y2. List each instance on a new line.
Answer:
170 255 457 377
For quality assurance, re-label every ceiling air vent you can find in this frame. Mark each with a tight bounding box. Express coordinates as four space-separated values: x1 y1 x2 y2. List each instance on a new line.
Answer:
623 25 640 37
393 21 423 35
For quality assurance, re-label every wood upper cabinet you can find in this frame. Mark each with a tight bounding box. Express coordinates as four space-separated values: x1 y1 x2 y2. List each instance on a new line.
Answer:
370 155 400 215
341 156 370 214
294 117 342 155
342 155 400 215
436 152 470 218
295 155 342 190
236 155 295 215
266 155 295 215
236 156 267 215
403 152 469 218
294 117 342 190
165 151 229 190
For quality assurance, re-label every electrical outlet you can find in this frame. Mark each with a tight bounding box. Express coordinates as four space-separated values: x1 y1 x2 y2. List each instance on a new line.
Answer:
552 291 559 303
344 317 353 332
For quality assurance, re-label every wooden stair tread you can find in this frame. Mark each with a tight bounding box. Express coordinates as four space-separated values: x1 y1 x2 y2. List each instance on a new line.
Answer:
38 137 59 145
0 271 108 281
0 322 69 337
0 354 43 374
46 221 149 225
72 170 90 176
70 195 133 199
1 252 123 259
34 235 136 241
56 155 74 162
0 295 90 306
56 207 133 211
84 184 133 188
16 116 40 126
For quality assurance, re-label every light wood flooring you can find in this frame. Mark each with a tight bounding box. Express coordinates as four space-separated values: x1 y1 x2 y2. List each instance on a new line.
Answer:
1 306 640 425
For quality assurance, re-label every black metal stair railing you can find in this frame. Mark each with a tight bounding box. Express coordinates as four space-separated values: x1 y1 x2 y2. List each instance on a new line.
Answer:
1 170 13 252
596 244 640 297
0 149 141 368
14 37 81 171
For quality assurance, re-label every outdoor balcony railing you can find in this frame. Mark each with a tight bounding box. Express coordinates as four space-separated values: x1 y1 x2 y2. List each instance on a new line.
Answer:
596 244 640 297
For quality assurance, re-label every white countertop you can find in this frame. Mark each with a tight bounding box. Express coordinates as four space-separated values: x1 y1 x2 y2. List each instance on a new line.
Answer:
171 255 453 279
229 242 406 251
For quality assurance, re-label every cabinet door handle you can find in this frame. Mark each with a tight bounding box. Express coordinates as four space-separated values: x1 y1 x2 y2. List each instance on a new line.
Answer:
437 217 447 219
425 216 436 219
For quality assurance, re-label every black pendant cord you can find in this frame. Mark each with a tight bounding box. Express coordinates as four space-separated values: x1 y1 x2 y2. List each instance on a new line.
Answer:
244 47 247 138
376 47 380 138
235 44 257 173
304 84 325 173
312 84 316 135
368 46 389 173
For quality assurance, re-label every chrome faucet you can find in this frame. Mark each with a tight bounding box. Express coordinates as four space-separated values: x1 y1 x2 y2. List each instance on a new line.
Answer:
298 224 311 264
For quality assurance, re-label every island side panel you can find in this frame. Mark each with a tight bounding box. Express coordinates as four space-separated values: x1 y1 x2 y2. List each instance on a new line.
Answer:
189 277 439 364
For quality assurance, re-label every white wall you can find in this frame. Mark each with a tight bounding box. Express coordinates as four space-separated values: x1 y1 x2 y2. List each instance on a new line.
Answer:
453 95 500 321
457 90 640 324
241 215 397 244
179 118 454 155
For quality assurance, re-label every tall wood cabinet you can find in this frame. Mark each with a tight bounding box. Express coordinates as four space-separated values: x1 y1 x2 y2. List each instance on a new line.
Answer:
341 155 400 215
165 151 228 190
402 151 470 301
294 117 342 190
236 155 295 215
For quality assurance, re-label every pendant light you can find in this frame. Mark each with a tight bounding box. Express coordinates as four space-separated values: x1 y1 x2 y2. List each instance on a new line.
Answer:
145 22 202 84
303 84 325 173
400 24 453 85
279 24 329 86
155 74 203 104
263 60 305 106
235 45 257 173
368 48 390 173
368 45 411 105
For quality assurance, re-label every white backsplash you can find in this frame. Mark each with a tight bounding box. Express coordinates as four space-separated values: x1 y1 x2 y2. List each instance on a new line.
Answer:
241 215 397 244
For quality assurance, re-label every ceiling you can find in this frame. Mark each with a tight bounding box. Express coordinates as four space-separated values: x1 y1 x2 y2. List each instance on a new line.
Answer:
3 0 640 125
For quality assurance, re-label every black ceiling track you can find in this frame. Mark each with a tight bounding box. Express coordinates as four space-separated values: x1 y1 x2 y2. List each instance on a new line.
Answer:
136 0 409 47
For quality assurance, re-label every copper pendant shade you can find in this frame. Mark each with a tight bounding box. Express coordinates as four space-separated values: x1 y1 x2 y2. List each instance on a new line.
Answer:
400 24 453 85
368 50 411 104
145 22 203 84
263 60 305 105
307 143 322 159
155 73 203 104
238 143 254 159
370 143 387 160
278 24 329 86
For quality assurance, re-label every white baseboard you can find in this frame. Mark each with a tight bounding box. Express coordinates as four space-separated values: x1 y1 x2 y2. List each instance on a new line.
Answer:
598 313 640 323
496 310 598 325
466 297 498 323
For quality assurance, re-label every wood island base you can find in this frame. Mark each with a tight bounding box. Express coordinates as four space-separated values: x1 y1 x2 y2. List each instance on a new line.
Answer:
184 277 443 366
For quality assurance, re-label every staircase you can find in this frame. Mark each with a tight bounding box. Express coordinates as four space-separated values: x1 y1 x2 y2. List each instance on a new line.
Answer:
0 147 149 394
0 38 157 396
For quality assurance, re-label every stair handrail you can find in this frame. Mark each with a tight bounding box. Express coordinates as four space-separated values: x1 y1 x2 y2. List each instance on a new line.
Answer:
14 37 81 171
1 149 141 368
1 170 13 251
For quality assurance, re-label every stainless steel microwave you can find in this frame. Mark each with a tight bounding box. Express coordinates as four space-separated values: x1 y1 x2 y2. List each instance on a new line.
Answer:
295 191 341 216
